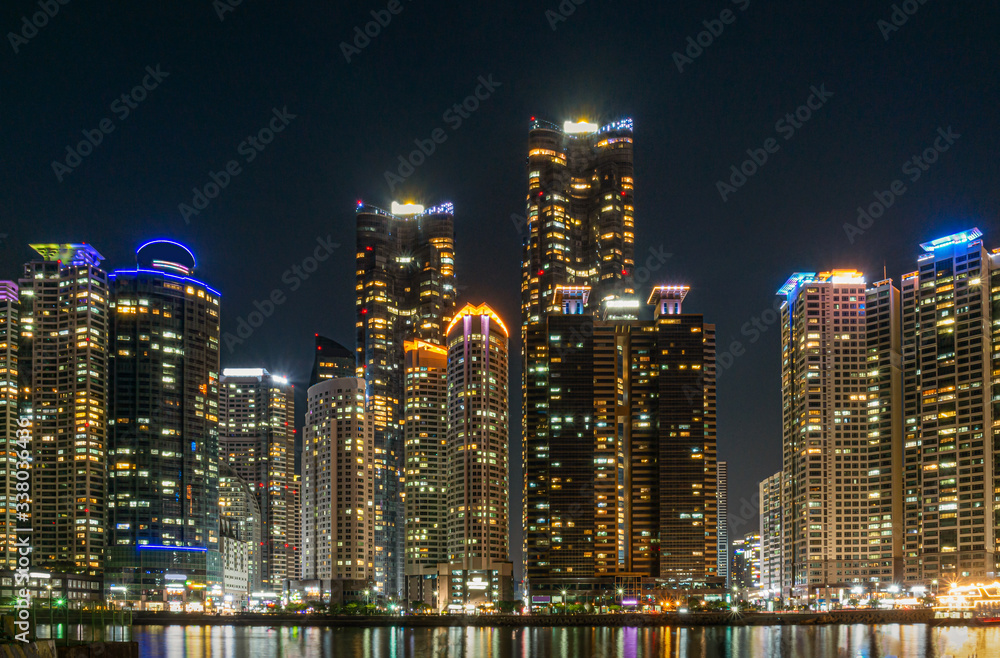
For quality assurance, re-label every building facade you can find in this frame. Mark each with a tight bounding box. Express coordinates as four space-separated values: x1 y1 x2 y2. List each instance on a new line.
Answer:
524 285 719 601
355 201 456 597
218 460 262 593
403 339 448 607
219 368 295 590
440 304 511 611
759 471 783 597
0 282 18 569
900 229 997 584
309 335 354 387
106 240 222 608
301 377 376 602
18 244 108 575
718 460 729 589
778 270 904 603
521 117 636 321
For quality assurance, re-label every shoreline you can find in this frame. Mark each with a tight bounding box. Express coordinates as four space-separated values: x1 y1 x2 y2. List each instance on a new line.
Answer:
128 609 973 628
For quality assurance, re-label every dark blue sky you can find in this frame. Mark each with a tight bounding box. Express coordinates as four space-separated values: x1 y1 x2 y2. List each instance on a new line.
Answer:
3 0 998 565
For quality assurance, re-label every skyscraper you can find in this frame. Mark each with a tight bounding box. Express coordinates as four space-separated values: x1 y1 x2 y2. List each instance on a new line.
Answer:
218 460 262 597
0 282 19 569
779 271 867 602
301 377 376 602
523 285 718 601
355 200 456 597
219 367 295 590
521 117 636 321
441 303 511 609
865 277 904 585
759 471 783 598
106 240 222 607
901 229 996 584
778 269 903 603
718 460 729 589
309 335 354 387
403 339 448 607
18 244 108 574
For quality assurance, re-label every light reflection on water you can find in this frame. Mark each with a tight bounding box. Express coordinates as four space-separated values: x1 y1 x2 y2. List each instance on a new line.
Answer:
131 623 998 658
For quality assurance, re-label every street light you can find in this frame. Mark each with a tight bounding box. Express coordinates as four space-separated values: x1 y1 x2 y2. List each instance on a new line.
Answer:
46 584 53 635
561 590 567 614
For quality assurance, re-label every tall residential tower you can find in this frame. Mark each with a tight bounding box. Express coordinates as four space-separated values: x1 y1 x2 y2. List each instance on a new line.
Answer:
301 377 376 601
219 368 295 590
441 303 511 609
18 244 108 574
355 201 456 597
106 241 222 605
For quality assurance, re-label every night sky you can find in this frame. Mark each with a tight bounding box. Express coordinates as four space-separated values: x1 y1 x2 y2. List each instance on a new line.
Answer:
3 1 998 575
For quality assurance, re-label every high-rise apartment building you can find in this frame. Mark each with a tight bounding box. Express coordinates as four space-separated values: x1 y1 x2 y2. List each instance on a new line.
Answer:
731 537 747 591
759 471 783 596
521 117 636 321
18 244 108 574
0 282 19 569
219 461 262 596
441 303 511 609
523 285 718 600
219 368 295 590
779 271 867 602
718 460 729 589
778 269 903 603
300 377 376 602
742 532 762 589
522 116 646 602
900 229 997 584
402 339 448 606
106 240 222 607
355 200 456 597
309 335 354 387
865 277 905 585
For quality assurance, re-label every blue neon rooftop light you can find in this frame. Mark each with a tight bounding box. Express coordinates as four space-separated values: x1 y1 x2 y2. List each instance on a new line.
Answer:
110 269 222 297
137 239 197 268
137 545 208 552
599 118 633 133
423 202 454 215
919 228 983 252
777 273 817 296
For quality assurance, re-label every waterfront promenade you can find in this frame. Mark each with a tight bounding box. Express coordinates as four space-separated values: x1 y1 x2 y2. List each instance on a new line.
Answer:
131 609 942 628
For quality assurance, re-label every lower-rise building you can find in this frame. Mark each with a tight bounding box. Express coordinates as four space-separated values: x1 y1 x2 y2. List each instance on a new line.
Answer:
300 377 376 605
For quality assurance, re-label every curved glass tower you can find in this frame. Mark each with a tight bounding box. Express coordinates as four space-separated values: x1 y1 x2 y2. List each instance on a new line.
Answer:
106 240 222 609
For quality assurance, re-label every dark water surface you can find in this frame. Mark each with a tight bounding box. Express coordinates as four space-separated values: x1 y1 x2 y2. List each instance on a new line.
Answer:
125 624 997 657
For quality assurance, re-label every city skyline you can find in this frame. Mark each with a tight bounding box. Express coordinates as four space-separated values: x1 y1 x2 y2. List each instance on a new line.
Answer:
6 3 997 561
3 205 996 574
